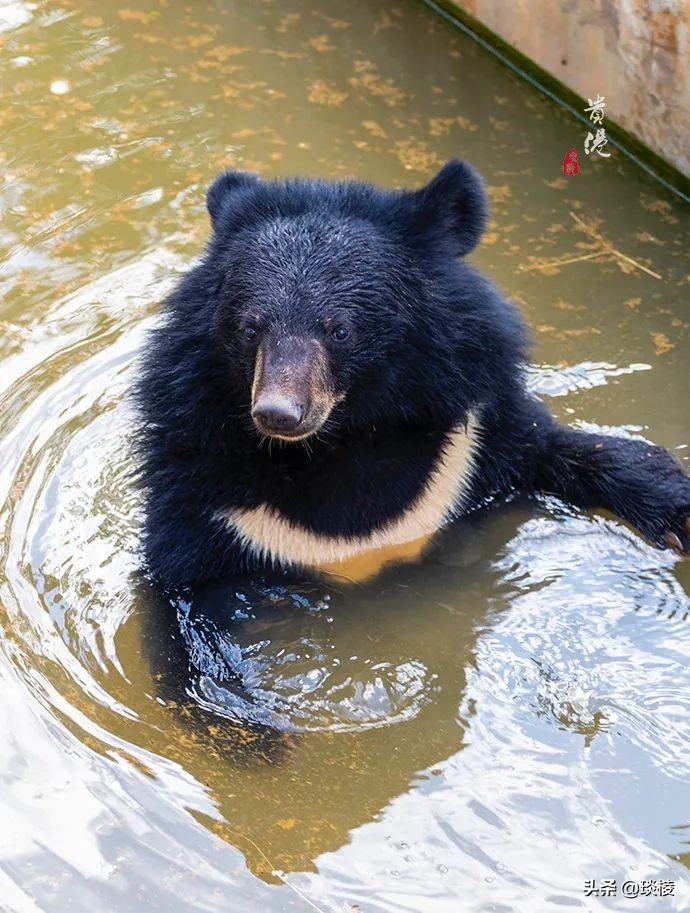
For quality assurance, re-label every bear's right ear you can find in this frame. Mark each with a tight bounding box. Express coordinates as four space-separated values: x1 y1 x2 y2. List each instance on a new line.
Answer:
412 159 488 256
206 170 260 230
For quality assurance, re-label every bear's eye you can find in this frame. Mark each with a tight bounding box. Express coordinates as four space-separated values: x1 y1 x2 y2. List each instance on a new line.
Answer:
243 325 259 342
331 326 350 342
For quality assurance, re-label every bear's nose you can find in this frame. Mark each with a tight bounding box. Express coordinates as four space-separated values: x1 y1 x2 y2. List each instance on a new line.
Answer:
252 396 304 434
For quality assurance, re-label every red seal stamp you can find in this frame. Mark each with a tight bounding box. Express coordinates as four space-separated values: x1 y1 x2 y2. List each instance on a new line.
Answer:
561 149 580 175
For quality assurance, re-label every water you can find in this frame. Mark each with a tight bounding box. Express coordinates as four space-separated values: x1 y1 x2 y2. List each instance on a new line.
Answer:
1 1 689 910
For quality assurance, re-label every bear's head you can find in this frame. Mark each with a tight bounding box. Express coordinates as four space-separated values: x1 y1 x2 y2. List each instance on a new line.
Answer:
203 160 499 443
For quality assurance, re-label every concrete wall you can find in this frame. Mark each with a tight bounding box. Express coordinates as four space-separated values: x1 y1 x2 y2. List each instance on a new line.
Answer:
448 0 690 176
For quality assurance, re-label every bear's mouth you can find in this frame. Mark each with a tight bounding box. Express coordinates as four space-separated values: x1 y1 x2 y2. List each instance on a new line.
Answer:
251 397 334 442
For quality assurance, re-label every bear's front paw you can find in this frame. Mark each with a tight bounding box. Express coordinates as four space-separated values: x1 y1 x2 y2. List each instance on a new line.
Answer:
663 517 690 556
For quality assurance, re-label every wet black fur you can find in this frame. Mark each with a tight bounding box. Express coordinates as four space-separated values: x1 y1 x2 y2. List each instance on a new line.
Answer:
134 161 690 589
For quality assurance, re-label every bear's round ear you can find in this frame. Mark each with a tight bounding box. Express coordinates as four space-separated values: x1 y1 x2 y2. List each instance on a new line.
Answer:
206 170 260 229
413 159 488 256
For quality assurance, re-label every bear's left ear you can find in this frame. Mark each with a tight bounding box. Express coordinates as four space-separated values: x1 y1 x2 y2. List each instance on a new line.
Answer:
412 159 488 256
206 169 261 230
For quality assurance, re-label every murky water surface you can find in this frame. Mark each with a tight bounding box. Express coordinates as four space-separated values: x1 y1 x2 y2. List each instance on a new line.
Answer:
1 1 689 910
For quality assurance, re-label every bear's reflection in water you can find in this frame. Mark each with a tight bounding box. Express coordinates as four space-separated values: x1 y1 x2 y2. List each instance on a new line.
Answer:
131 506 527 878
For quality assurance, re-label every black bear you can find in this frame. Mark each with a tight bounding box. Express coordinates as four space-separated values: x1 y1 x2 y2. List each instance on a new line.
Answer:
135 161 690 589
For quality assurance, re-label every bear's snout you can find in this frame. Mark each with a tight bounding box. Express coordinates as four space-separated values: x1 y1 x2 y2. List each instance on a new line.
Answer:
250 335 335 441
252 395 305 435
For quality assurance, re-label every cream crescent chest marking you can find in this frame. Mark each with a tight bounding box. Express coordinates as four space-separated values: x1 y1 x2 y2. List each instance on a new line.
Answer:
217 409 481 568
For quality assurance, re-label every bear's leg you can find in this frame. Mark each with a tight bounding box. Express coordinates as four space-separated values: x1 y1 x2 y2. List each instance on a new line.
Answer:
143 507 247 590
533 419 690 554
135 574 298 764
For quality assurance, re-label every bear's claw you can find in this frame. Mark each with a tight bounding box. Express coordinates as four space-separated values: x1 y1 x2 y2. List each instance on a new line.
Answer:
663 520 690 556
664 531 683 552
